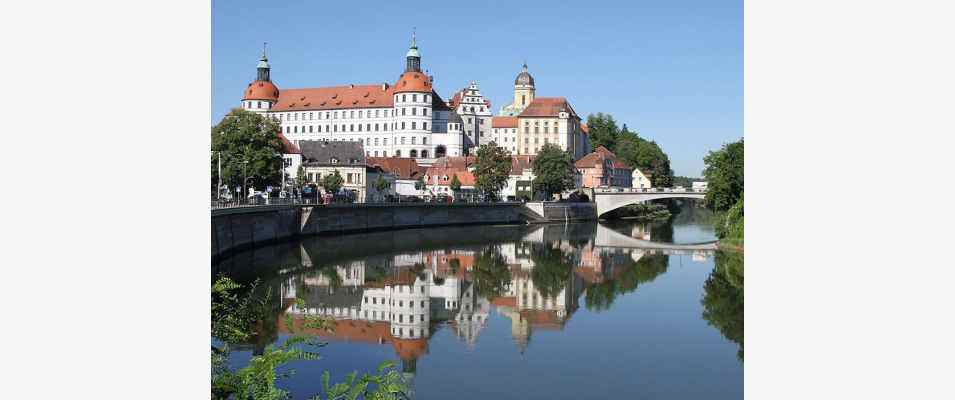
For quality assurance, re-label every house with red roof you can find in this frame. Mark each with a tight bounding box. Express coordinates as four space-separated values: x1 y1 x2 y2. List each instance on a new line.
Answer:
575 146 633 188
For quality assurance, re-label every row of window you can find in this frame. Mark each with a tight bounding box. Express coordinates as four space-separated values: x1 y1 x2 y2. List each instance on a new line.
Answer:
390 327 427 338
244 101 270 109
364 149 430 158
524 127 559 134
284 121 429 134
364 297 427 308
397 93 430 103
279 108 392 121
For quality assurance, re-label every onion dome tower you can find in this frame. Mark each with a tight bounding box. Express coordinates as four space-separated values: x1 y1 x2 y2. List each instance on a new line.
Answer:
513 62 536 110
242 43 279 114
393 30 435 159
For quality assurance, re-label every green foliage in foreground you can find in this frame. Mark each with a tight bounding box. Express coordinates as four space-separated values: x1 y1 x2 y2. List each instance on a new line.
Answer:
702 251 744 361
211 276 409 400
322 170 345 195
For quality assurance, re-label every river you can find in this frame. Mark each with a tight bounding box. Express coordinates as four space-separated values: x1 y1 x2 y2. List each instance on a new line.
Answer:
213 206 743 399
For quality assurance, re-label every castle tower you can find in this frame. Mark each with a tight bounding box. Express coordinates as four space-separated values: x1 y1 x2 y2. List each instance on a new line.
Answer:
241 43 279 114
393 31 435 160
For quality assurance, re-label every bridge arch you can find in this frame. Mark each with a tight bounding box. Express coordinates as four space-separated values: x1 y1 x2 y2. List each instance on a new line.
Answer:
594 191 705 217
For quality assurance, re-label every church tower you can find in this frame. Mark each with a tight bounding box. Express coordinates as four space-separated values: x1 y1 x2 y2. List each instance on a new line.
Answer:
513 62 536 110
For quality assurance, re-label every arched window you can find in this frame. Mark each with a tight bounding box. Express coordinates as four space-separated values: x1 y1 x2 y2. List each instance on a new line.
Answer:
410 149 418 158
395 150 401 157
421 150 429 158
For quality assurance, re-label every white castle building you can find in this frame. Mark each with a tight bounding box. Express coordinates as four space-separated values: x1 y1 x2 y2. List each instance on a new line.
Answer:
240 34 465 162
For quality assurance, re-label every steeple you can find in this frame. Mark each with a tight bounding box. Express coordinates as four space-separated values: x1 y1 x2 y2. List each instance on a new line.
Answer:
405 29 421 73
256 42 270 82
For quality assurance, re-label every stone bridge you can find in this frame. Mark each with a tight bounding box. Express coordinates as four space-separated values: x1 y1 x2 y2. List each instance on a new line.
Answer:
593 188 705 217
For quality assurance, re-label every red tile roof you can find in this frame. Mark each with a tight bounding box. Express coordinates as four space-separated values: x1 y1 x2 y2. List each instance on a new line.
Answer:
277 132 300 154
366 157 424 180
394 71 432 94
243 80 280 101
271 84 393 112
518 97 578 118
424 166 476 186
575 146 615 168
430 156 475 170
492 116 518 128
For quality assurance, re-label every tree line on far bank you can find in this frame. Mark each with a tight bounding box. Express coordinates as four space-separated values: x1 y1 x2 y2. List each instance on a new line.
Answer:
585 112 675 188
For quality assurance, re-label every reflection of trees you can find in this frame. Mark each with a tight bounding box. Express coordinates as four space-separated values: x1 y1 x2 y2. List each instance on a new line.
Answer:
702 251 744 361
529 244 574 300
472 247 512 298
584 254 670 312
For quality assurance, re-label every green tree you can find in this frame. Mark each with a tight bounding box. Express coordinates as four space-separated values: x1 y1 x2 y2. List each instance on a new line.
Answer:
472 142 512 201
586 113 620 152
414 175 425 191
211 109 284 195
532 143 576 199
449 174 462 192
615 133 674 187
703 138 744 211
373 174 390 202
322 170 344 195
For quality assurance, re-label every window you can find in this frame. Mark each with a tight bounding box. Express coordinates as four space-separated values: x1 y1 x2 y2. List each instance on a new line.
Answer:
375 110 380 117
423 122 428 131
401 122 405 130
412 108 416 116
293 126 298 133
396 150 401 157
399 314 403 323
309 125 313 133
411 137 416 144
285 126 289 133
383 138 388 145
402 94 406 102
375 123 379 131
366 123 371 131
383 151 387 156
374 151 379 156
350 110 355 118
401 137 405 144
411 122 416 130
425 94 429 102
384 110 389 117
375 138 379 146
420 315 425 322
423 108 428 116
402 108 406 116
358 124 362 132
359 110 363 118
422 137 427 145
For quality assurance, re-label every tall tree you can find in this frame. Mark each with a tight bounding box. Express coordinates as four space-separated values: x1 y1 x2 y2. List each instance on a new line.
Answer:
211 109 284 194
703 138 744 211
372 174 390 202
322 170 344 195
532 143 576 199
472 142 512 201
586 113 620 152
615 133 674 187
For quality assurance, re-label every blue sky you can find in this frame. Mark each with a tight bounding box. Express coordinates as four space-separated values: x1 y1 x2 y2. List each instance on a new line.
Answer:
213 0 741 177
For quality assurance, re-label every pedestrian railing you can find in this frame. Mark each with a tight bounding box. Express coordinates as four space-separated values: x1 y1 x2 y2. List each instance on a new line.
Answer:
211 198 522 210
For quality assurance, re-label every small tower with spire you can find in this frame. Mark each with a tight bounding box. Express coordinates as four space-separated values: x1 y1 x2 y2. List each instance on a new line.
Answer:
256 42 271 82
405 29 421 73
514 61 536 109
241 42 279 114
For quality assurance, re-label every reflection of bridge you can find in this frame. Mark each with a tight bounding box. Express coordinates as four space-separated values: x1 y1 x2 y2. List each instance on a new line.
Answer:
593 224 717 253
593 188 705 217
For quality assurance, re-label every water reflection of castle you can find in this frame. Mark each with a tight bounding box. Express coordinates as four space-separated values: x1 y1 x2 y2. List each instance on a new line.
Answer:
276 224 687 366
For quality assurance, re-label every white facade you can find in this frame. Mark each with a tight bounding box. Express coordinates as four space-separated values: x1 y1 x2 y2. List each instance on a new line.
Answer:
451 82 493 152
632 168 653 189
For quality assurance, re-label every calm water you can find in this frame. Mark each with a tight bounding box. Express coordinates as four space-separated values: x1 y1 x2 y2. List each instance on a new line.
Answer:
214 207 743 399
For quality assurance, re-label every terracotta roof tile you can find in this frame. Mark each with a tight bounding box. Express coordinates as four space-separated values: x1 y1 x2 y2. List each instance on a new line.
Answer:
492 116 518 128
394 71 432 94
366 157 424 180
243 80 280 101
517 97 578 118
277 132 300 154
272 84 393 112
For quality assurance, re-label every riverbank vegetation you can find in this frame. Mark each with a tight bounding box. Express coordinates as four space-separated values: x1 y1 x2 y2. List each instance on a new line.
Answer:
703 138 744 249
211 276 409 399
600 202 672 221
211 109 284 196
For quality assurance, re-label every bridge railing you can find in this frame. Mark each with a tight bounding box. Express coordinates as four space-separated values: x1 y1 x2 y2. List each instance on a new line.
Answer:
211 198 522 210
592 187 707 194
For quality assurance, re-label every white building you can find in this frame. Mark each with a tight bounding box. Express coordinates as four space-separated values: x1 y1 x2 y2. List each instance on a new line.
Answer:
490 116 519 154
240 34 463 164
632 168 653 189
448 82 493 153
